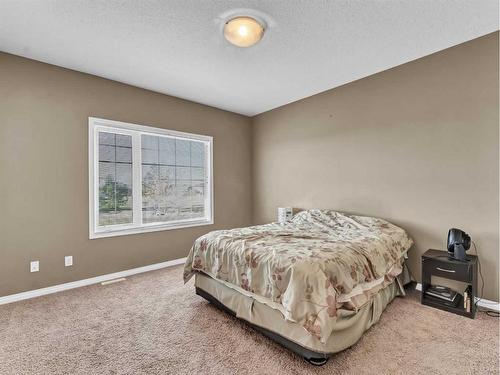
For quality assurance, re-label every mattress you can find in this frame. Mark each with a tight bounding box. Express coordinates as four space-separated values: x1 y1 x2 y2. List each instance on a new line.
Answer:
184 209 413 343
194 272 404 359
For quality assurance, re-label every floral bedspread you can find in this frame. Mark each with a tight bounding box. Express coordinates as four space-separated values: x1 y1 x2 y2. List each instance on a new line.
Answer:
184 209 413 342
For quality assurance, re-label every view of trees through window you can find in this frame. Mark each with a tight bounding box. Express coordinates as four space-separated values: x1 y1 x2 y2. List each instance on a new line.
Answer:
141 134 205 223
98 132 133 226
97 131 206 227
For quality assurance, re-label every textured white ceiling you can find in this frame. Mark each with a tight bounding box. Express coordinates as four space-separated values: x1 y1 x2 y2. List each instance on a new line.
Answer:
0 1 498 116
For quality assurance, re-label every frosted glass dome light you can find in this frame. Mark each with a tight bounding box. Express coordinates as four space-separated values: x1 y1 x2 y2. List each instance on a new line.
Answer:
224 16 265 47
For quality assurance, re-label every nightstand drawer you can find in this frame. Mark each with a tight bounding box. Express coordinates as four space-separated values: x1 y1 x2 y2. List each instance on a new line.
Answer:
422 258 471 282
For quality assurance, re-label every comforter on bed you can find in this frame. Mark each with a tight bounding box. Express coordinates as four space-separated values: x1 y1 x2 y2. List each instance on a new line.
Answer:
184 209 413 342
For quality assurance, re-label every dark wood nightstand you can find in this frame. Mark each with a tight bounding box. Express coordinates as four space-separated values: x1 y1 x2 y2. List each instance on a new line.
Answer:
421 249 477 318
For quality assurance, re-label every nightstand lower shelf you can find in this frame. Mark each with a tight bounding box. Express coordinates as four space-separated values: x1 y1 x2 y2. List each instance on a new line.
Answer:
421 293 474 318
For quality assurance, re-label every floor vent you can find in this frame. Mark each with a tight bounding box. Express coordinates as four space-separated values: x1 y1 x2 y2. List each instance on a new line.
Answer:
101 277 127 286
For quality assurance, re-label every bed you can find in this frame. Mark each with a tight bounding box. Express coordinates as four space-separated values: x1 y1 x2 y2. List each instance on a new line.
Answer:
183 209 413 365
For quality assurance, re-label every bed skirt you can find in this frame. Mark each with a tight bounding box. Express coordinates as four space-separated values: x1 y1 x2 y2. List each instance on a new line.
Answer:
194 271 405 361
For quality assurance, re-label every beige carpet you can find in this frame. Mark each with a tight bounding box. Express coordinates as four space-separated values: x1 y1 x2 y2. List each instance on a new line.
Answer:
0 265 498 375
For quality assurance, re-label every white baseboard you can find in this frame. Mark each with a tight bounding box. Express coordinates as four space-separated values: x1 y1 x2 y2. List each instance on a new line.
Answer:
0 257 187 306
415 283 499 312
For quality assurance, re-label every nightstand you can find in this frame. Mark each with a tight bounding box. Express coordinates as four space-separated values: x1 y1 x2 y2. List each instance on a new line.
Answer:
421 249 477 318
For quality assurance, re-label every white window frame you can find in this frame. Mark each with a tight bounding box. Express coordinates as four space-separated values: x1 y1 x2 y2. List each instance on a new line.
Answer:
88 117 213 239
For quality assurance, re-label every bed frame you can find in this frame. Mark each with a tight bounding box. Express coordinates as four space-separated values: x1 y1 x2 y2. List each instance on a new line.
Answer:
196 286 330 365
193 264 410 366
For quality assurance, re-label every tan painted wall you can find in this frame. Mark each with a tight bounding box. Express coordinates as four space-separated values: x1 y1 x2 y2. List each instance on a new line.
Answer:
252 32 499 301
0 52 253 297
1 33 498 301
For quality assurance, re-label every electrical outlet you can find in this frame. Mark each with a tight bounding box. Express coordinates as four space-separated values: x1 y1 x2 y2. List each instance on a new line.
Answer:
30 261 39 273
64 256 73 267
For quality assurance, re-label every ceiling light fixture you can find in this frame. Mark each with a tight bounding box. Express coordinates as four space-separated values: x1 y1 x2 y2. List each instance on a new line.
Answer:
224 16 265 47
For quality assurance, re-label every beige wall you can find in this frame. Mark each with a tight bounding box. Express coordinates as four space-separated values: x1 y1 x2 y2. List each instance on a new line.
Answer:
252 32 499 301
0 52 253 297
1 32 498 301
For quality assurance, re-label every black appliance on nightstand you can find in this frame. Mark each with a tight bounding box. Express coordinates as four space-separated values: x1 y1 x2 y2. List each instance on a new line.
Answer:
447 228 471 261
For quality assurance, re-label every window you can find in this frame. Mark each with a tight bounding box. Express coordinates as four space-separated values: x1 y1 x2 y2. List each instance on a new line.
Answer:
89 117 213 238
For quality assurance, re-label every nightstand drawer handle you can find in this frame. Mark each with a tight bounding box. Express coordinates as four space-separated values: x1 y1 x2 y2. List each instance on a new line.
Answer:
436 267 455 273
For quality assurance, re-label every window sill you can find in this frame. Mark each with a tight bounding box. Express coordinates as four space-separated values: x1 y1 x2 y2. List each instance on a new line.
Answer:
90 219 214 239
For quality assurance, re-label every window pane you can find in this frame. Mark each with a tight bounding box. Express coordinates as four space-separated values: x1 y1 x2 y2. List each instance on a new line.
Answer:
159 137 176 165
116 163 132 185
99 132 115 146
159 166 175 181
116 146 132 163
99 145 115 162
191 142 204 167
176 166 191 180
116 134 132 147
141 134 158 149
191 181 205 216
142 165 158 181
142 134 207 223
98 132 133 226
142 148 158 165
99 161 115 181
191 167 204 181
175 139 190 166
